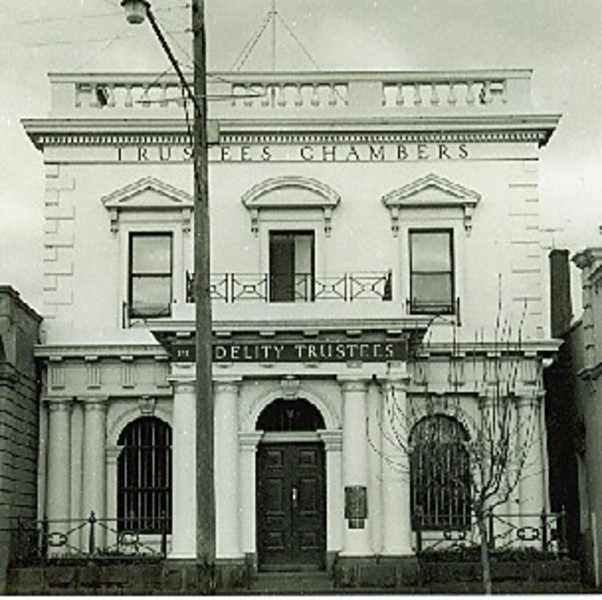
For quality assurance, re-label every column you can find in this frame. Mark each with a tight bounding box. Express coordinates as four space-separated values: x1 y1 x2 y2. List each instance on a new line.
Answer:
105 446 121 551
214 378 243 559
381 372 413 555
339 377 371 556
239 432 262 559
170 377 197 558
318 430 343 563
46 397 72 551
81 397 108 549
517 395 545 524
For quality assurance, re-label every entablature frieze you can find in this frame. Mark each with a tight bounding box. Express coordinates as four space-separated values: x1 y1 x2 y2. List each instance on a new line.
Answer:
23 117 557 151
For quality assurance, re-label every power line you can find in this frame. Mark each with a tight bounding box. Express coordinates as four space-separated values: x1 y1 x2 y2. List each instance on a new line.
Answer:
0 4 188 28
0 28 187 50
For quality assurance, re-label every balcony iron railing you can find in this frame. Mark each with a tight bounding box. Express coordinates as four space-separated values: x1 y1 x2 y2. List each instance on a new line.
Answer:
186 271 392 304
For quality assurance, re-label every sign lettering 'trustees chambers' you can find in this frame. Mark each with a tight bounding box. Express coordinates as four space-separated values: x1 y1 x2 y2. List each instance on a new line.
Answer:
172 340 407 363
115 142 470 163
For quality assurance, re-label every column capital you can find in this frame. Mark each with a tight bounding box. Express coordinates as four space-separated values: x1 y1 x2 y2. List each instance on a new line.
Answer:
105 445 121 463
238 431 263 450
214 377 242 395
169 375 196 394
44 397 73 412
516 394 542 409
337 376 370 392
80 396 109 411
318 429 343 452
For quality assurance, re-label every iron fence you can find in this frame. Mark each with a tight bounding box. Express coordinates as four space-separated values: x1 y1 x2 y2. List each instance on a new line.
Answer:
414 509 567 556
11 512 168 564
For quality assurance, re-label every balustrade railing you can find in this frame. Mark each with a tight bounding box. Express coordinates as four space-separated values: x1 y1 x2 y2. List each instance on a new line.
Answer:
186 271 392 304
49 70 532 114
11 513 168 564
414 510 567 556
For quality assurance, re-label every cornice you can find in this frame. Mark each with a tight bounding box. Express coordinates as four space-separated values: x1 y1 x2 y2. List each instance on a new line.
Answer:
414 339 561 358
22 114 560 149
34 343 168 360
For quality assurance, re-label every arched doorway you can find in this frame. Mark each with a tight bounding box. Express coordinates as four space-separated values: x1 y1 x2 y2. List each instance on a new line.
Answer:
256 398 326 571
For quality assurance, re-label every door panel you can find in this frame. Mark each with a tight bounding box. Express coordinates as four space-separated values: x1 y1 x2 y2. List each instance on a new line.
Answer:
257 443 326 570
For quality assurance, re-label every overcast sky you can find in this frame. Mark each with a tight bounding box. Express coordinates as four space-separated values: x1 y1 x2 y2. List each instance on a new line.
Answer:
1 0 601 313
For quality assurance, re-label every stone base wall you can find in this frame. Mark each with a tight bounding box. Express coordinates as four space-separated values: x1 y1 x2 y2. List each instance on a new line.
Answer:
8 559 250 595
334 555 420 588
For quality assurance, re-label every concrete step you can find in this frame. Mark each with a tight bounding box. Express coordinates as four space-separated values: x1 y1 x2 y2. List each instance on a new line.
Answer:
246 571 335 594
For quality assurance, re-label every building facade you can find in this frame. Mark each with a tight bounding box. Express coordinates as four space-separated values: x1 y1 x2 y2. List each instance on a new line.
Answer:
0 287 41 592
23 70 559 582
547 246 602 586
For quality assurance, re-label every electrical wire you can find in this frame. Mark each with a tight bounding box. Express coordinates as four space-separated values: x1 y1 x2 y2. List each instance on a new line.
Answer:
0 28 187 50
230 11 273 71
275 12 321 70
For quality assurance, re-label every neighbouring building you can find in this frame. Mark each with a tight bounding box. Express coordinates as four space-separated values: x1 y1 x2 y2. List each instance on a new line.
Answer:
21 69 561 586
0 287 41 592
547 245 602 587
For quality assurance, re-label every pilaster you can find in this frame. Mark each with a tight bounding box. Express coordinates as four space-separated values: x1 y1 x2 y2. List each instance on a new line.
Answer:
214 377 243 559
169 376 197 558
338 377 371 556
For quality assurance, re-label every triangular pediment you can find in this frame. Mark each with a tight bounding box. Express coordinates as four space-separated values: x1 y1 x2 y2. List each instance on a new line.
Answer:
382 173 480 208
102 177 193 233
382 174 480 237
102 176 193 210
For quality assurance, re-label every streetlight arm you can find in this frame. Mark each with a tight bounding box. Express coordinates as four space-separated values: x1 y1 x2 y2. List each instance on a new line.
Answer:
144 5 200 116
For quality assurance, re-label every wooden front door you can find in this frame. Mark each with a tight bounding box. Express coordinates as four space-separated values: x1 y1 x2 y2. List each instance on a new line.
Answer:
257 442 326 571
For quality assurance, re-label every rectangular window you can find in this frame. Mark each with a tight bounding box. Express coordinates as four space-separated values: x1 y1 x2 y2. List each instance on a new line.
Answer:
129 233 173 318
409 229 454 314
269 231 315 302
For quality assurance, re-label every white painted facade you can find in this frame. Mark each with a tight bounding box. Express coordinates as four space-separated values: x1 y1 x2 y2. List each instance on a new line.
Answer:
24 70 559 568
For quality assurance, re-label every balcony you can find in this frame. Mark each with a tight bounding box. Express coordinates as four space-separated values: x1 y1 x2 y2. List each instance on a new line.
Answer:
186 271 392 304
160 270 414 327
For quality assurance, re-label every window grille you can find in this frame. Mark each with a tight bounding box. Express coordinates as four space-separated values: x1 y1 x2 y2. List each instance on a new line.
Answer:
410 415 470 530
117 416 172 533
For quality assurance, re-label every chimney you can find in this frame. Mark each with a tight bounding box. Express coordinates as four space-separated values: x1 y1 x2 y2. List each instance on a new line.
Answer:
549 249 573 338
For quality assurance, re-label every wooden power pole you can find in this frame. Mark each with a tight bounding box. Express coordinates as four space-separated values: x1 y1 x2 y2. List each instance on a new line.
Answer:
191 0 215 570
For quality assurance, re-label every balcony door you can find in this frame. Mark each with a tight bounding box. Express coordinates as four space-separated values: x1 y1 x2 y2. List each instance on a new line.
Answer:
269 231 315 302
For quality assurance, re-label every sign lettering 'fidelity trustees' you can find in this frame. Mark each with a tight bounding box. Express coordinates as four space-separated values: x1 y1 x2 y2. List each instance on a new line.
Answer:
172 341 406 363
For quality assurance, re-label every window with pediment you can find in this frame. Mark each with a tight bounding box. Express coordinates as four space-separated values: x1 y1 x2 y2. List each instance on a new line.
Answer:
101 177 192 325
382 173 480 318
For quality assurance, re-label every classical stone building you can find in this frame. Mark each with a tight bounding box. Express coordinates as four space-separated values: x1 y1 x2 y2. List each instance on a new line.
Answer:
0 287 41 592
21 69 560 585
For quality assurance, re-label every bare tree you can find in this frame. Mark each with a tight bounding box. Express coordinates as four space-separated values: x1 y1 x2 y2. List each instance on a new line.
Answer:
376 305 545 594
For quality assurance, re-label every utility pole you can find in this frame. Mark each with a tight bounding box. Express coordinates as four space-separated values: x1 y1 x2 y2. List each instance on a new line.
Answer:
121 0 215 577
191 0 215 568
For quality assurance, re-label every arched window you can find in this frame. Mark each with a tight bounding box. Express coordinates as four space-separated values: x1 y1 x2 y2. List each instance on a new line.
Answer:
410 415 470 530
117 416 172 533
256 398 325 431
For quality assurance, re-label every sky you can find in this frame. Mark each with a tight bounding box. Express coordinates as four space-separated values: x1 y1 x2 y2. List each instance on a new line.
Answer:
0 0 601 313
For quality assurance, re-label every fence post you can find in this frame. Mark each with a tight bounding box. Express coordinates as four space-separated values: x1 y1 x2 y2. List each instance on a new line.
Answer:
487 509 495 551
541 511 548 552
560 508 568 555
88 512 96 556
161 511 167 557
41 515 49 559
415 509 423 554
